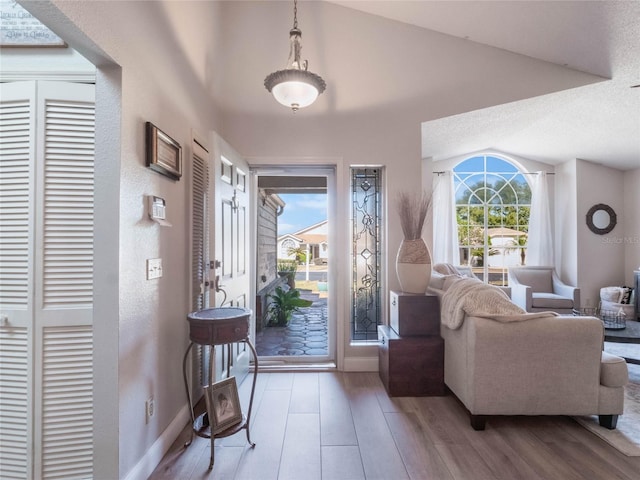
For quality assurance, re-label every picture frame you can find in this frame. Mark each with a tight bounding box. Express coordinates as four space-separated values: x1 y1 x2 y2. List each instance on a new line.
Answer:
204 377 242 435
0 1 67 48
145 122 182 180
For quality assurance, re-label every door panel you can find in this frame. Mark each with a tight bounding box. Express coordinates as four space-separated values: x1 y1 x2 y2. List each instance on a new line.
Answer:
221 199 233 280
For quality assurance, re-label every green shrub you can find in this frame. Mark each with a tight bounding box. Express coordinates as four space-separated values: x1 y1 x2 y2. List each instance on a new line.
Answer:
277 259 298 273
267 287 313 326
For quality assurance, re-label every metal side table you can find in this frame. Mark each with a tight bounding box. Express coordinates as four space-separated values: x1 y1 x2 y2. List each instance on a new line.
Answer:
182 307 258 470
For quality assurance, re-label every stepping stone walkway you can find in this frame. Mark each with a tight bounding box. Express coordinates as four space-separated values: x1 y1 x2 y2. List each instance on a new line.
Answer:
255 297 328 356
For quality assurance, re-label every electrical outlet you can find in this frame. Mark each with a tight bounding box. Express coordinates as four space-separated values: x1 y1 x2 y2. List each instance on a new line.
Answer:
146 258 163 280
145 396 155 424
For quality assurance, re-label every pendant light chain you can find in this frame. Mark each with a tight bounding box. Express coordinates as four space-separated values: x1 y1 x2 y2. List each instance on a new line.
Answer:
293 0 298 30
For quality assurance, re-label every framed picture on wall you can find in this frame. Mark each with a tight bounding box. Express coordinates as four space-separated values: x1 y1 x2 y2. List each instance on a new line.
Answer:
146 122 182 180
0 1 67 47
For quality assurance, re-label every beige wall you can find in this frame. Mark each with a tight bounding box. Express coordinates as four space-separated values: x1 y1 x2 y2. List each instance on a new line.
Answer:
556 160 639 309
556 159 579 287
575 160 626 307
624 168 640 283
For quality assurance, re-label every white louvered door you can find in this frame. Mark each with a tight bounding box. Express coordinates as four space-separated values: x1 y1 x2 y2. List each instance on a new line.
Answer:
0 81 95 480
191 137 211 390
0 81 37 480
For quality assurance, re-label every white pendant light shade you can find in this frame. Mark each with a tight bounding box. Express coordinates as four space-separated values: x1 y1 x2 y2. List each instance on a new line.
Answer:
272 80 318 109
265 70 325 111
264 0 326 112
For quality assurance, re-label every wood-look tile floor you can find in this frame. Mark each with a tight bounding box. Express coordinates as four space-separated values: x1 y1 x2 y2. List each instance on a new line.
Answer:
150 370 640 480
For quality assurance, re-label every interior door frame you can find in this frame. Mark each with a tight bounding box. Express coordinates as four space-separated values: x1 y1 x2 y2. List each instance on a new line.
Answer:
250 164 338 366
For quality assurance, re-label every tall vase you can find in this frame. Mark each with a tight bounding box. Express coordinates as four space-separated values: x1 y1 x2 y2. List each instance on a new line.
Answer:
396 238 432 294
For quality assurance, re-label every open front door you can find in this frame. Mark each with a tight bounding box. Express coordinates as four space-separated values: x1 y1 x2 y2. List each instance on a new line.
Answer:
211 133 252 382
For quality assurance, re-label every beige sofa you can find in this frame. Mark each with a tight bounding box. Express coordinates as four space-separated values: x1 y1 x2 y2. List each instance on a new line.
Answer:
430 271 628 431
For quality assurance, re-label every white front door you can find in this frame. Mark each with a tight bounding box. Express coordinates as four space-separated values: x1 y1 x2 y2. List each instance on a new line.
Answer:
211 133 251 382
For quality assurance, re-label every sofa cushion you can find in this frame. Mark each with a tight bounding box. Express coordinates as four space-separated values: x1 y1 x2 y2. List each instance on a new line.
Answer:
619 286 633 304
531 292 573 308
517 269 553 293
600 351 628 388
430 272 446 291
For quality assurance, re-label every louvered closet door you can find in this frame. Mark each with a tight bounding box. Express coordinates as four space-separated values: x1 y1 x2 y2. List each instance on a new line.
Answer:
191 138 211 389
0 81 37 480
0 81 95 480
192 139 210 313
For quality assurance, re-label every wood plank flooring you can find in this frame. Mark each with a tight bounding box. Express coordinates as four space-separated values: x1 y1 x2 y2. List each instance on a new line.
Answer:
150 371 640 480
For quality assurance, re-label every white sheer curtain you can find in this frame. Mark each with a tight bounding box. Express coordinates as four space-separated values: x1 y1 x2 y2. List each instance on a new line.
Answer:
432 171 460 265
527 171 554 266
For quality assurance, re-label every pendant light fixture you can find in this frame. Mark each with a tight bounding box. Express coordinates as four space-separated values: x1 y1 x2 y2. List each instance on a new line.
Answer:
264 0 326 112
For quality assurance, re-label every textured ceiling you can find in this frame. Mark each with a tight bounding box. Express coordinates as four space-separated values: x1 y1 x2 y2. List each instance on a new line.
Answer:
219 1 639 170
331 1 640 171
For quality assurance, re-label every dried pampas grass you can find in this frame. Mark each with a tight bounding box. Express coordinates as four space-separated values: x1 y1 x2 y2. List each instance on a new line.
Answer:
396 192 432 240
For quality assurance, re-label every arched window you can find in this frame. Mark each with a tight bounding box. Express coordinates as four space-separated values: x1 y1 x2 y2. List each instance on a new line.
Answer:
454 155 531 286
280 238 296 258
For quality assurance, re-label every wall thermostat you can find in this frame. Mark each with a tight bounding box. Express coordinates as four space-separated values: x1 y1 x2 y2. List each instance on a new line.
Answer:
147 195 172 227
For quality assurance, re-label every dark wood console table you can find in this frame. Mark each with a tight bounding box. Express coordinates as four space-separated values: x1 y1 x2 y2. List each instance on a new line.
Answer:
183 307 258 470
378 292 445 396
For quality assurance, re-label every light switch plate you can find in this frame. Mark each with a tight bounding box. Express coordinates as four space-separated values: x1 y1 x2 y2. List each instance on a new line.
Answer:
147 258 163 280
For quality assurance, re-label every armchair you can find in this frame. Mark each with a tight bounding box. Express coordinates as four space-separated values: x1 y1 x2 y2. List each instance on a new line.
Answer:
508 266 579 314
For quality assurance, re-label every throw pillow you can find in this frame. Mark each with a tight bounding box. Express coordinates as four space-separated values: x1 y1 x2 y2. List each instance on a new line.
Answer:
619 286 633 304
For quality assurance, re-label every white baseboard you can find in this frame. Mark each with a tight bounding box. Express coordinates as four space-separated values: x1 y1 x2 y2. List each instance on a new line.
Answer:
123 403 190 480
343 356 378 372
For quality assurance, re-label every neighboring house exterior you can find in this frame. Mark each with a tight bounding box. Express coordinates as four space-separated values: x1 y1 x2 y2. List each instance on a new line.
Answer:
486 227 528 268
278 220 328 264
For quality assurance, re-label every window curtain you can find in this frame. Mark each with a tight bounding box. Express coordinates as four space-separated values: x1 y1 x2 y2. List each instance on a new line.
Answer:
432 171 460 265
527 171 554 266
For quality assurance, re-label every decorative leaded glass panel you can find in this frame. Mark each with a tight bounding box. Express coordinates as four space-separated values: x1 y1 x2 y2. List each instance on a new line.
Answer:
351 168 382 341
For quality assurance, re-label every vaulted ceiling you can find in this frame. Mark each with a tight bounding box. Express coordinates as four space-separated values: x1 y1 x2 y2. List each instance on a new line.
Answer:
217 1 639 171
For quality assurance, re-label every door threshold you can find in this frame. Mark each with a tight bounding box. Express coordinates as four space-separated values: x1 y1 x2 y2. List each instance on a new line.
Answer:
255 360 337 372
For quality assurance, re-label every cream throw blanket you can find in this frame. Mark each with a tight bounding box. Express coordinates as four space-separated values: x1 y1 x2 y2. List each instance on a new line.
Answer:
441 276 557 329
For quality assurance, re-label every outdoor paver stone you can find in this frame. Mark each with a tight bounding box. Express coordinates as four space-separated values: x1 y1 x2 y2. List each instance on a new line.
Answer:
256 298 328 356
305 349 328 355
